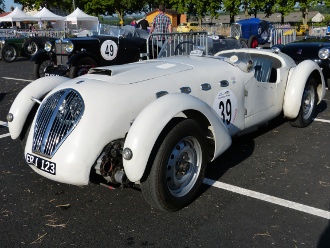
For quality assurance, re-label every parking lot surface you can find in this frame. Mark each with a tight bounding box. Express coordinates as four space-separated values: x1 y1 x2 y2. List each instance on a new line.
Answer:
0 59 329 247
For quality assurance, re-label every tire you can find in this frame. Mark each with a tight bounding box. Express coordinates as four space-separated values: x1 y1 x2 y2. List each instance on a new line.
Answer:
1 44 17 62
289 77 318 128
69 57 97 78
174 41 196 56
33 59 54 79
248 35 258 48
23 40 39 58
140 119 208 212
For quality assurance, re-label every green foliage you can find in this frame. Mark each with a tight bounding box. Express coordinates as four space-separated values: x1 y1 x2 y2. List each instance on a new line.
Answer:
0 0 5 13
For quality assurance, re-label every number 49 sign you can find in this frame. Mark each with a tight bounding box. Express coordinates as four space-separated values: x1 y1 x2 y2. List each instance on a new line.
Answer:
213 89 238 130
100 40 118 60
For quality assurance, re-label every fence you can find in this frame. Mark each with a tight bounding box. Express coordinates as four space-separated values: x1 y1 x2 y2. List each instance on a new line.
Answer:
147 31 209 59
0 29 66 38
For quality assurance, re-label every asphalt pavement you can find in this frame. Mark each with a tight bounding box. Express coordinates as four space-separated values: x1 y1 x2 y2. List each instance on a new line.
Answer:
0 58 329 247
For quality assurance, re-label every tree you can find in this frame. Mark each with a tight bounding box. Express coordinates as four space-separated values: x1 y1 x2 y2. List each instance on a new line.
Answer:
82 0 145 26
0 0 5 13
298 0 318 24
14 0 75 12
222 0 241 23
272 0 295 23
169 0 221 24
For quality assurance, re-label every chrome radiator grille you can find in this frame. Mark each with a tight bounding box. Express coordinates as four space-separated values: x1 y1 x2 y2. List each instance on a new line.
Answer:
32 89 84 158
230 24 241 38
55 42 69 64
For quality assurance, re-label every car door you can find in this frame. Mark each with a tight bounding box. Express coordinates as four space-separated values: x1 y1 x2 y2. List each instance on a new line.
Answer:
244 57 277 128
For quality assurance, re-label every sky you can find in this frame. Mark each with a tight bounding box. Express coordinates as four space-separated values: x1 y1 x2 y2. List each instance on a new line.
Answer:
4 0 22 12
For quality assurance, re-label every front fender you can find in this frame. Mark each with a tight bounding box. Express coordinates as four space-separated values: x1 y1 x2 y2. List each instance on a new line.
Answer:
123 93 232 182
283 60 325 119
67 52 100 66
30 50 53 63
8 76 70 139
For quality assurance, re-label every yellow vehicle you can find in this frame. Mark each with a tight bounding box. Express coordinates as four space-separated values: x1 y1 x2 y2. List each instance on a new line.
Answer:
176 22 200 32
284 24 309 36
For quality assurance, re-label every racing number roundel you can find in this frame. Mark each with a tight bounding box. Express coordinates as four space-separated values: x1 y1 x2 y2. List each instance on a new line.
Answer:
100 40 118 60
213 89 238 130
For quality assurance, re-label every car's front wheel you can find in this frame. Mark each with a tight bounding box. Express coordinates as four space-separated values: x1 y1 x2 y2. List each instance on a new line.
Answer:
140 119 208 212
1 44 17 62
69 57 97 78
290 77 318 127
33 59 54 79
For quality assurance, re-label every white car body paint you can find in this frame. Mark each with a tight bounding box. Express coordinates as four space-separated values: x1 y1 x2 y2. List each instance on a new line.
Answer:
7 48 325 185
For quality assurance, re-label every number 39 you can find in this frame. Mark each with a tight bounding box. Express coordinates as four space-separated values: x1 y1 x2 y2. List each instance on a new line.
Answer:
219 99 232 125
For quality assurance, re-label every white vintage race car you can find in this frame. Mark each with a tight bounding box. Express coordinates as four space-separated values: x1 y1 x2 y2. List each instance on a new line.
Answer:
7 40 326 212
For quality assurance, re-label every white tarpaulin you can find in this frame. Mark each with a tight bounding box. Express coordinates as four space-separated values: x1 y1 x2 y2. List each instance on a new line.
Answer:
65 8 98 32
33 7 65 30
0 7 39 22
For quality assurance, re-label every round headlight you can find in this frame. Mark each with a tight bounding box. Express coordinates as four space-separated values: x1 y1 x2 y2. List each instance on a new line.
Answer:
318 48 330 60
1 39 5 45
44 41 52 52
65 41 74 53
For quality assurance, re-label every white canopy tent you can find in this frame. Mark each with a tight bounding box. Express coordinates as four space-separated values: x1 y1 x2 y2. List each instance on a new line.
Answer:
65 7 99 33
0 7 39 23
33 7 65 30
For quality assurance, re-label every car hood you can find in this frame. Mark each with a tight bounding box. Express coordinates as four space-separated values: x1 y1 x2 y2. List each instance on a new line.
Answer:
81 59 194 84
281 42 326 60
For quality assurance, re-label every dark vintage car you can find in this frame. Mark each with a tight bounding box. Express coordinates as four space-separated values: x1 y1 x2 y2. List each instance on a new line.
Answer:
31 25 153 79
272 37 330 87
0 35 54 62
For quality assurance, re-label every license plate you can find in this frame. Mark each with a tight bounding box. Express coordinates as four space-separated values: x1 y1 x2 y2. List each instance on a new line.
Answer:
26 153 56 175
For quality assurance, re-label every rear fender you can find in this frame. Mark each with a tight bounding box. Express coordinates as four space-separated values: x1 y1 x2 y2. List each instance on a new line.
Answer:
123 93 232 182
7 76 69 139
283 60 325 119
67 52 100 66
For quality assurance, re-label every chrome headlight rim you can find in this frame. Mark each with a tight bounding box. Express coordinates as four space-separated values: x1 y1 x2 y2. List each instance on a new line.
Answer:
318 47 330 60
44 41 52 52
65 40 74 53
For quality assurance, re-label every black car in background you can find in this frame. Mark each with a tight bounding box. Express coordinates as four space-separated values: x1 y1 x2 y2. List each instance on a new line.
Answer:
272 37 330 87
31 25 152 79
0 35 55 62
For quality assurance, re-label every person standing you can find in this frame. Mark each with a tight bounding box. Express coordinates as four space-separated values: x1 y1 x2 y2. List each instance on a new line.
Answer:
137 16 149 32
150 4 172 45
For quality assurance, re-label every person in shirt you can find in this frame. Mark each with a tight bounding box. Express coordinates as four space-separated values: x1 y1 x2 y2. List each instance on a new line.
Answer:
150 4 172 45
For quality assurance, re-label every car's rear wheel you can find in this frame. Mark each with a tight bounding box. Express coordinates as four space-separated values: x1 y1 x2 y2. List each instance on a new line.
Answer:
140 119 208 212
69 57 97 78
248 35 258 48
2 44 17 62
290 77 318 127
33 59 54 79
23 40 39 58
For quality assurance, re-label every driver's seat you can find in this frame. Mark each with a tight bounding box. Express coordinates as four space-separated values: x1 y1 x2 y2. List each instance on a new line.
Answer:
252 58 273 82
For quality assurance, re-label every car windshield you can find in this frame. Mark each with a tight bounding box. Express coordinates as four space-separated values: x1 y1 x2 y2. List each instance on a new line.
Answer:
97 24 149 39
211 38 252 73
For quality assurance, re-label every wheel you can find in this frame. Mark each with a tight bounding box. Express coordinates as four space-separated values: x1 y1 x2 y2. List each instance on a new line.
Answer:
248 35 258 48
1 44 17 62
290 77 318 128
33 59 54 79
174 41 196 56
23 40 39 58
69 57 97 78
140 119 208 212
